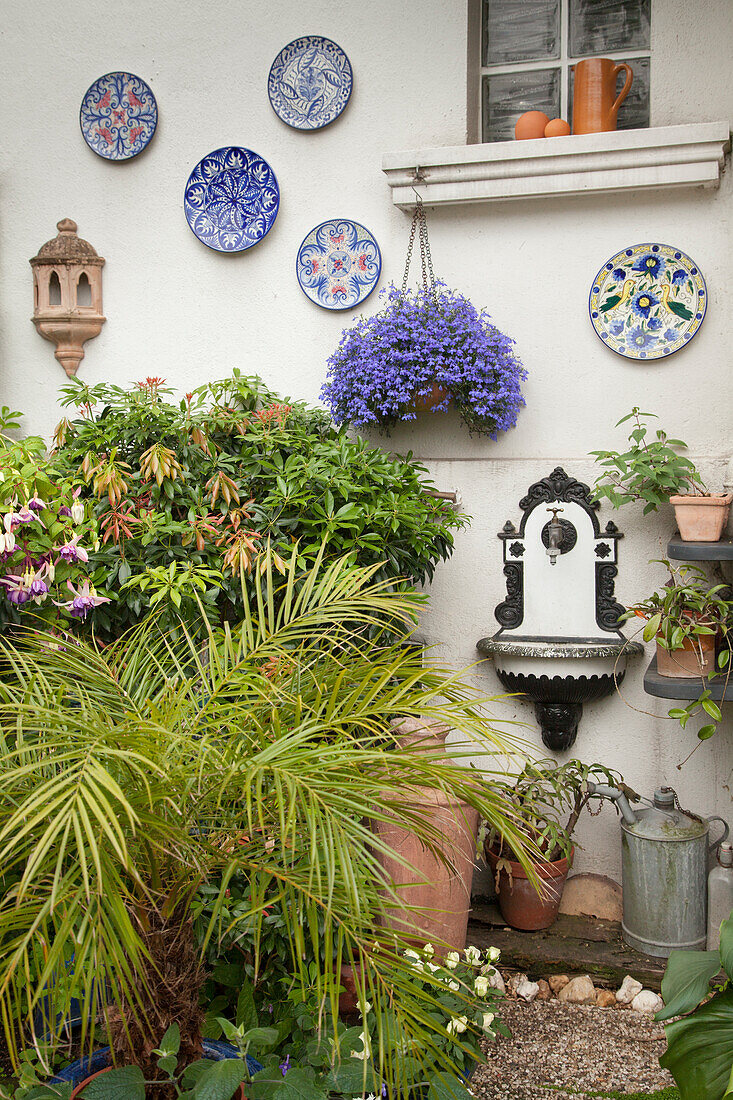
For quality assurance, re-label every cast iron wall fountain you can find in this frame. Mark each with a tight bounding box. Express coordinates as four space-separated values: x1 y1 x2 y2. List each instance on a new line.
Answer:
477 468 643 752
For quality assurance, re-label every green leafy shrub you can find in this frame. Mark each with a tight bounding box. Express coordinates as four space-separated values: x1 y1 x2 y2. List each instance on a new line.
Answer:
52 372 466 639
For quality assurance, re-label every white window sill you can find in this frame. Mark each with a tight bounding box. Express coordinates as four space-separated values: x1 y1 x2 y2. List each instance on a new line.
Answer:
382 122 730 207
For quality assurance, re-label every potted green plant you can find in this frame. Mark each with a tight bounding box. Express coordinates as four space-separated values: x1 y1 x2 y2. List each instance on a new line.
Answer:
483 759 624 930
320 283 527 439
591 408 732 541
656 912 733 1099
0 549 529 1096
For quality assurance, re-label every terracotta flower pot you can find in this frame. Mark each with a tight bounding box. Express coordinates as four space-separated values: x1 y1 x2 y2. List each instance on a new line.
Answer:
413 383 451 412
485 845 572 931
670 493 733 542
656 635 716 678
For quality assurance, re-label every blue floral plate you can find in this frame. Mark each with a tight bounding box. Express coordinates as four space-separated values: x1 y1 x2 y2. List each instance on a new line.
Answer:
296 220 381 309
268 36 352 130
589 243 706 360
184 147 280 253
80 72 158 160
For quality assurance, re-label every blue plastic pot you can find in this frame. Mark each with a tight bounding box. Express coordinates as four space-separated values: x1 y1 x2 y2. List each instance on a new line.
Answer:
51 1040 262 1086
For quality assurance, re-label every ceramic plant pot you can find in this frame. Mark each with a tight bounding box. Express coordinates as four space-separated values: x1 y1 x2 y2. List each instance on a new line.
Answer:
373 717 479 956
572 57 633 134
670 493 733 542
485 845 573 931
656 636 716 678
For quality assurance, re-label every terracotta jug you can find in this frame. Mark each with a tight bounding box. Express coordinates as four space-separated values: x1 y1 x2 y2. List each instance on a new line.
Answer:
572 57 633 134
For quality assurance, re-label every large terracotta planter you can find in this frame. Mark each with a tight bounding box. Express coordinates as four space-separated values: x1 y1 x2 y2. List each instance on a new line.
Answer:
413 383 451 412
656 636 716 678
373 718 479 957
485 845 572 931
670 493 733 542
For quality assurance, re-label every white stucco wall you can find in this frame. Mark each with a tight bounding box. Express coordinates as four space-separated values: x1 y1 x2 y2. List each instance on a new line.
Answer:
0 0 731 883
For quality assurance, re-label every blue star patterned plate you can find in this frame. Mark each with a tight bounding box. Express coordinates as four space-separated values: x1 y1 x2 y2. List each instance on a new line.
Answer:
184 147 280 253
296 220 381 310
80 72 158 160
268 36 353 130
589 243 706 360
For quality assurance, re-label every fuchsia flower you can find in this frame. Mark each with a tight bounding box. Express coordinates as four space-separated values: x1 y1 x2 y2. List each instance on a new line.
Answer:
0 565 51 605
70 488 85 525
28 495 46 513
54 579 110 619
57 537 89 564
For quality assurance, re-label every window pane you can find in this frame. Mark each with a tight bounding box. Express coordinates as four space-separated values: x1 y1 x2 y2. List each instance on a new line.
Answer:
569 56 650 130
482 68 561 142
484 0 560 65
569 0 650 57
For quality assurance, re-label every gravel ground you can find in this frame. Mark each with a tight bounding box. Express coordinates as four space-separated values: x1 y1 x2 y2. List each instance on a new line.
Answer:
473 998 675 1099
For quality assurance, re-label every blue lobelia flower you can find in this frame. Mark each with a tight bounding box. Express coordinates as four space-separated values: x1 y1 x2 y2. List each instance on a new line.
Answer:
632 253 664 279
627 326 658 351
632 290 659 318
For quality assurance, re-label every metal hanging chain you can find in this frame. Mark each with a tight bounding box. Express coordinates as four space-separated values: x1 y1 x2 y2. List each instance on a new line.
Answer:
400 194 438 303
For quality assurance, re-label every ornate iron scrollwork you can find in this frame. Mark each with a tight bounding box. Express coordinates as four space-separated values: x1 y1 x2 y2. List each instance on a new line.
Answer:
494 563 523 629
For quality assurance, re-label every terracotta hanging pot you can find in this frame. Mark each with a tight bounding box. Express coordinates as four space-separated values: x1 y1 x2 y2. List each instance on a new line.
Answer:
413 383 451 412
572 57 633 135
485 845 573 931
670 493 733 542
656 635 717 679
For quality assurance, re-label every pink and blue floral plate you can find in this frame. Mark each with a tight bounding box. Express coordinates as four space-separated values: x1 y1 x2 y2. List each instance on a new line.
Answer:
589 244 706 360
296 220 381 309
80 72 157 160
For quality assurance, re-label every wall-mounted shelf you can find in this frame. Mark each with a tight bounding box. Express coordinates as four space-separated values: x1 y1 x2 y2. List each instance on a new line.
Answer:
382 122 730 208
644 656 732 702
667 534 733 561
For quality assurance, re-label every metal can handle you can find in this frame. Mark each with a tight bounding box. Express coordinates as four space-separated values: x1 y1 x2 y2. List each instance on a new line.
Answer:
708 816 730 852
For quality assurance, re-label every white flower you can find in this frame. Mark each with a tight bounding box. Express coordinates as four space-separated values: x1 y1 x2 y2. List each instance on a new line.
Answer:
464 946 481 965
446 1015 468 1036
445 950 460 970
71 500 85 524
426 962 440 972
404 948 420 961
359 1000 372 1016
474 975 489 997
448 980 460 992
482 1011 495 1033
423 943 435 958
350 1030 371 1060
486 946 501 963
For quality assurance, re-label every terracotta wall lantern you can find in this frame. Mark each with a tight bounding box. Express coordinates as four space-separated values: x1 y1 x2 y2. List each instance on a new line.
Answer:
29 219 105 377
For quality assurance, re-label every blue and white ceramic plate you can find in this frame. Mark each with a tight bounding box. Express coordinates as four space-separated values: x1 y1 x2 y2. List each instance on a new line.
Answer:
589 243 707 360
268 36 352 130
296 220 381 310
80 72 157 160
184 147 280 253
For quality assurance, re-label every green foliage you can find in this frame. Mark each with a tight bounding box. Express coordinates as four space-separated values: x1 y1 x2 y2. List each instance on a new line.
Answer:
0 548 527 1092
590 408 704 514
621 560 732 741
659 914 733 1098
52 371 466 638
482 758 624 864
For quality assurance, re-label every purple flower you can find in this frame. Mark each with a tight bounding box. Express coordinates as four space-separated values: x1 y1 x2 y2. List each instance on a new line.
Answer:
320 282 527 440
632 253 663 279
279 1056 290 1078
631 290 659 319
28 496 46 513
57 537 89 564
58 506 72 518
626 326 657 351
54 579 110 620
0 575 32 605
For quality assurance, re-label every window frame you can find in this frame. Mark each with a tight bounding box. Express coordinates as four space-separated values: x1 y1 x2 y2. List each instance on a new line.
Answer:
473 0 651 143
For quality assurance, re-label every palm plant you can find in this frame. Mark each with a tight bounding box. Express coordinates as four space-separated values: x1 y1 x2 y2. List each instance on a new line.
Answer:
0 547 530 1094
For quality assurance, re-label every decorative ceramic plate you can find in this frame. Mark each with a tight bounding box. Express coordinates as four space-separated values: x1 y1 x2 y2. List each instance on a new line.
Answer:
296 220 381 309
589 243 706 360
183 147 280 253
268 36 352 130
80 72 158 160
